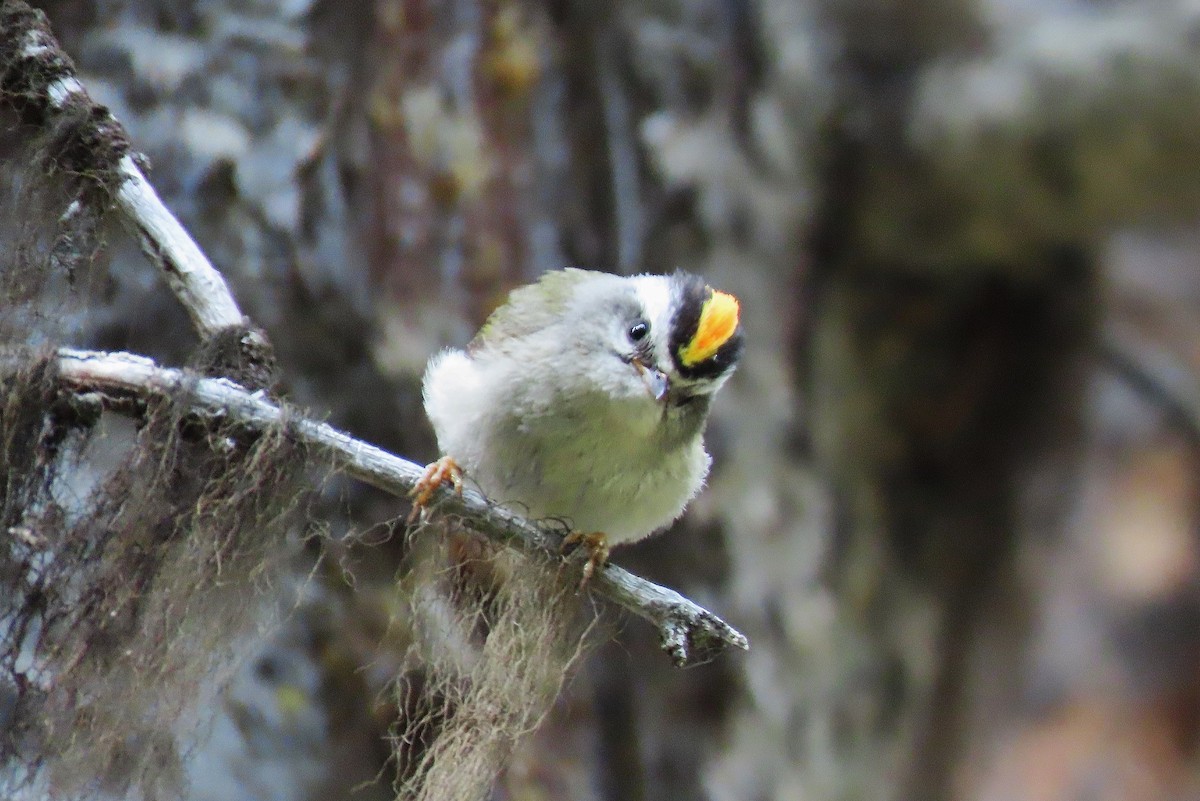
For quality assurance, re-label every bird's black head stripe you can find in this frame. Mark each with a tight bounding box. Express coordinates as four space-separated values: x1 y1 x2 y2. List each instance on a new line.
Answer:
667 271 744 380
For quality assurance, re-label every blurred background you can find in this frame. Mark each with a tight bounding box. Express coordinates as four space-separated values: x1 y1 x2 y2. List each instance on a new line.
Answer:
7 0 1200 799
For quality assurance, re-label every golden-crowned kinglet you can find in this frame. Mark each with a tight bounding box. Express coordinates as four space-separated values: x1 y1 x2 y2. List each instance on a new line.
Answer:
415 268 743 582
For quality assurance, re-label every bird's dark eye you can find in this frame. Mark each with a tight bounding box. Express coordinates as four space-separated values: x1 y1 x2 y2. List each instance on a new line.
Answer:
628 320 650 342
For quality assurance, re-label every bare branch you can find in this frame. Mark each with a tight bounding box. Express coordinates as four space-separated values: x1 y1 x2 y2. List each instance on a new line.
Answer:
0 1 251 341
48 348 750 667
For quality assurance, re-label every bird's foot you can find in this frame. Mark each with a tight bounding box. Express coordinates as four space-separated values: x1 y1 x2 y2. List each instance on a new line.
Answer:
561 531 609 590
407 456 464 523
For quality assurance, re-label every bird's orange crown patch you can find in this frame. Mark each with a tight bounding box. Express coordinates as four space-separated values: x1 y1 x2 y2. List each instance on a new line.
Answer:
679 289 740 367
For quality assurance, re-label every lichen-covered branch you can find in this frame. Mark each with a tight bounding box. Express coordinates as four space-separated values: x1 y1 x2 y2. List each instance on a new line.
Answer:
1 0 748 669
48 348 749 667
0 1 253 343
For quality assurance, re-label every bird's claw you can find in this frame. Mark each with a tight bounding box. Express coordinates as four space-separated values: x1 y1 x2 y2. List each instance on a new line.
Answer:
560 531 609 591
408 456 463 523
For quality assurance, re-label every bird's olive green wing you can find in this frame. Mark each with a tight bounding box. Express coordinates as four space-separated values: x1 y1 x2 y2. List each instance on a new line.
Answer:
469 268 593 351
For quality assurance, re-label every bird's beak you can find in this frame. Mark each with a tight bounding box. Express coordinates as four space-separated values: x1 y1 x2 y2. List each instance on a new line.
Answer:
631 358 670 402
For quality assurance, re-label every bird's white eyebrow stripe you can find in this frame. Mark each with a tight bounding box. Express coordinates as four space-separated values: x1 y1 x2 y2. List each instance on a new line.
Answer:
630 274 671 333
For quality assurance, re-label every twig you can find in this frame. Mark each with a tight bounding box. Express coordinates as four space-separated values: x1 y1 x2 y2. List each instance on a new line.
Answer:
1102 324 1200 447
49 348 750 667
0 1 251 341
113 155 250 338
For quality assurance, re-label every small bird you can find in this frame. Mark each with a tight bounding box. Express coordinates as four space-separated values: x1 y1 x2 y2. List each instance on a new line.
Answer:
413 268 744 584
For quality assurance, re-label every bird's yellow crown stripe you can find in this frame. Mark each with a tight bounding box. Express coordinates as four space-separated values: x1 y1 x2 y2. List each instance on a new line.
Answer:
680 289 740 366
